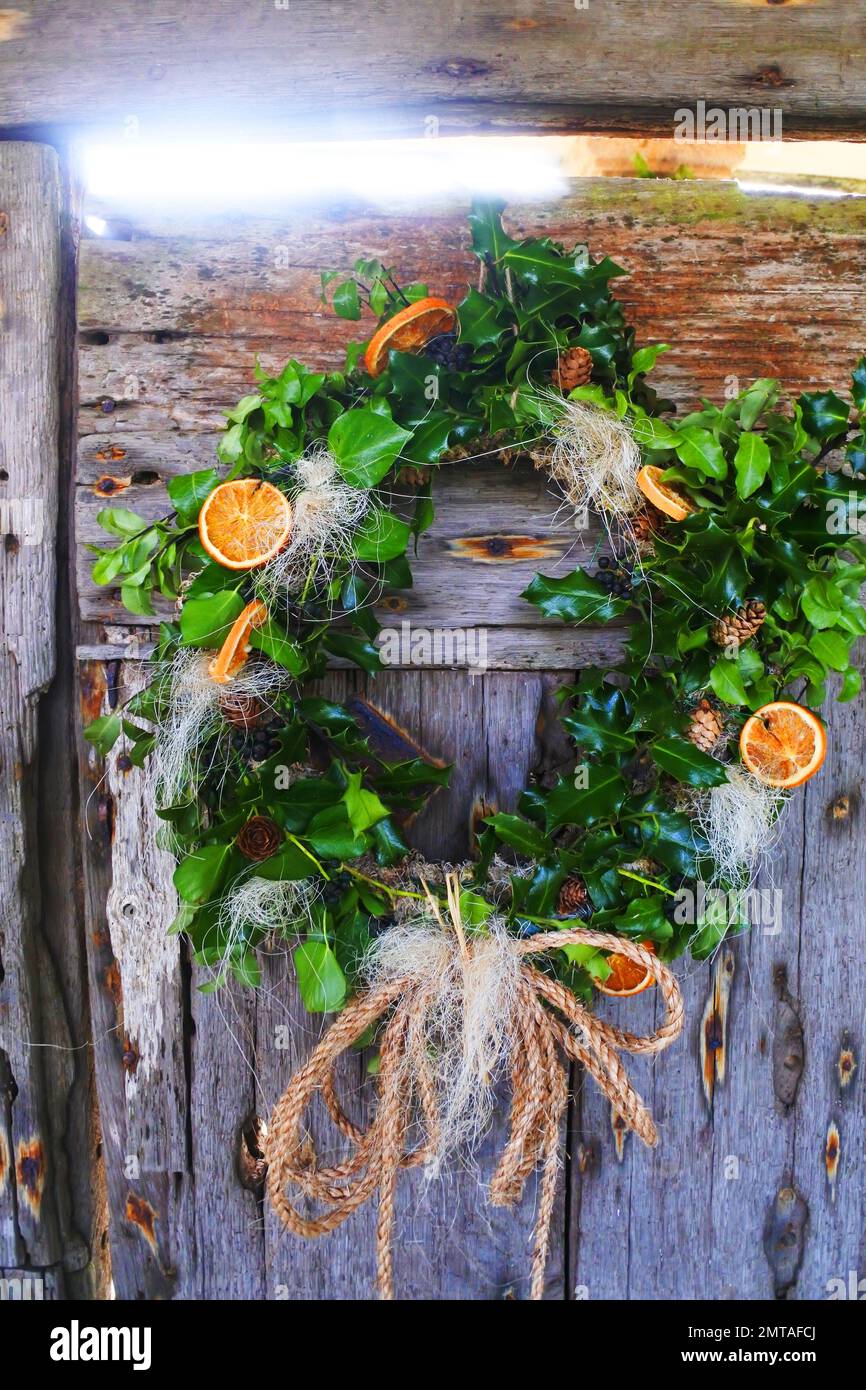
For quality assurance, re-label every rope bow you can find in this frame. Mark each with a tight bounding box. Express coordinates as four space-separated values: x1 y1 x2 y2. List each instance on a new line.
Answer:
265 877 684 1300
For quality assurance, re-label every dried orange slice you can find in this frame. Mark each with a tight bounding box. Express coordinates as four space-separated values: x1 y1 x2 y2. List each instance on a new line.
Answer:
364 296 457 378
739 700 827 789
636 464 696 522
595 940 656 998
208 600 269 685
198 479 292 571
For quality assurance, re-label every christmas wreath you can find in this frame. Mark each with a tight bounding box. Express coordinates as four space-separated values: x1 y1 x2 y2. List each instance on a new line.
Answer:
85 202 866 1296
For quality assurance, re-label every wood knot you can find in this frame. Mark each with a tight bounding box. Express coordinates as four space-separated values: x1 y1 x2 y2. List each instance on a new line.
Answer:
125 1192 158 1253
751 64 794 88
93 474 131 496
763 1184 808 1297
837 1043 856 1091
122 1037 140 1074
15 1138 45 1216
238 1116 267 1193
830 794 850 820
430 57 492 80
0 211 8 235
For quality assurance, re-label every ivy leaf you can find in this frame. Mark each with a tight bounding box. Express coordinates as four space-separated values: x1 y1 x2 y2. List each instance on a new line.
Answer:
523 569 628 625
120 582 156 617
675 426 727 481
249 621 306 675
651 735 729 787
97 507 149 538
179 590 244 647
738 378 779 431
83 713 122 756
709 658 749 706
173 844 233 905
839 666 862 702
801 574 843 630
810 629 850 671
332 280 361 320
294 939 347 1013
167 469 220 524
328 407 413 488
734 432 771 499
353 509 411 563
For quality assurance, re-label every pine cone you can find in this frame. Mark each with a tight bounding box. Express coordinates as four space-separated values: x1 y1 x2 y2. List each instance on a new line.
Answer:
632 507 663 543
687 699 724 754
557 876 592 918
551 346 593 391
712 601 766 648
236 815 281 862
219 692 274 731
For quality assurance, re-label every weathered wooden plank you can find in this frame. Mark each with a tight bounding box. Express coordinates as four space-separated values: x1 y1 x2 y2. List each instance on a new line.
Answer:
0 142 64 1270
1 1 865 136
99 667 187 1173
76 661 184 1298
791 666 866 1298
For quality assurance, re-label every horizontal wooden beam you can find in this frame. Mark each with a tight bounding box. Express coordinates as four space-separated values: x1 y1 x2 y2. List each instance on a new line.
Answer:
1 2 866 138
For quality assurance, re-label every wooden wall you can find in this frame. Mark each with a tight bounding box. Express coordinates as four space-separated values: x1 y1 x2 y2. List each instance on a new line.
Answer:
68 178 866 1299
2 1 866 138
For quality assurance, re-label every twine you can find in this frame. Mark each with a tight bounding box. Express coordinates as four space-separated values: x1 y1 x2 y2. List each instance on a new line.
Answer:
265 887 683 1301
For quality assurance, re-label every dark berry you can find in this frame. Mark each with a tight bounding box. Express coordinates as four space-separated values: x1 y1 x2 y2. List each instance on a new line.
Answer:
599 556 610 569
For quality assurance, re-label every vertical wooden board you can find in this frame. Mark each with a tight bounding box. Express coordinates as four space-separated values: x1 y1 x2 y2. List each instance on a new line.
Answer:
703 807 808 1302
99 665 187 1173
76 661 182 1299
792 664 866 1299
182 976 266 1299
0 143 63 1268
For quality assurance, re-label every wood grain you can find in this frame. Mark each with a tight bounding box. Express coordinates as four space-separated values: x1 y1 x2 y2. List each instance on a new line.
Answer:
0 142 66 1276
1 1 865 136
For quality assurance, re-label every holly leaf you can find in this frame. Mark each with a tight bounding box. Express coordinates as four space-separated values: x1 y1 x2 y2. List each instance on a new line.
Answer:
486 812 550 858
543 767 626 830
522 569 628 625
799 389 850 441
651 735 729 787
